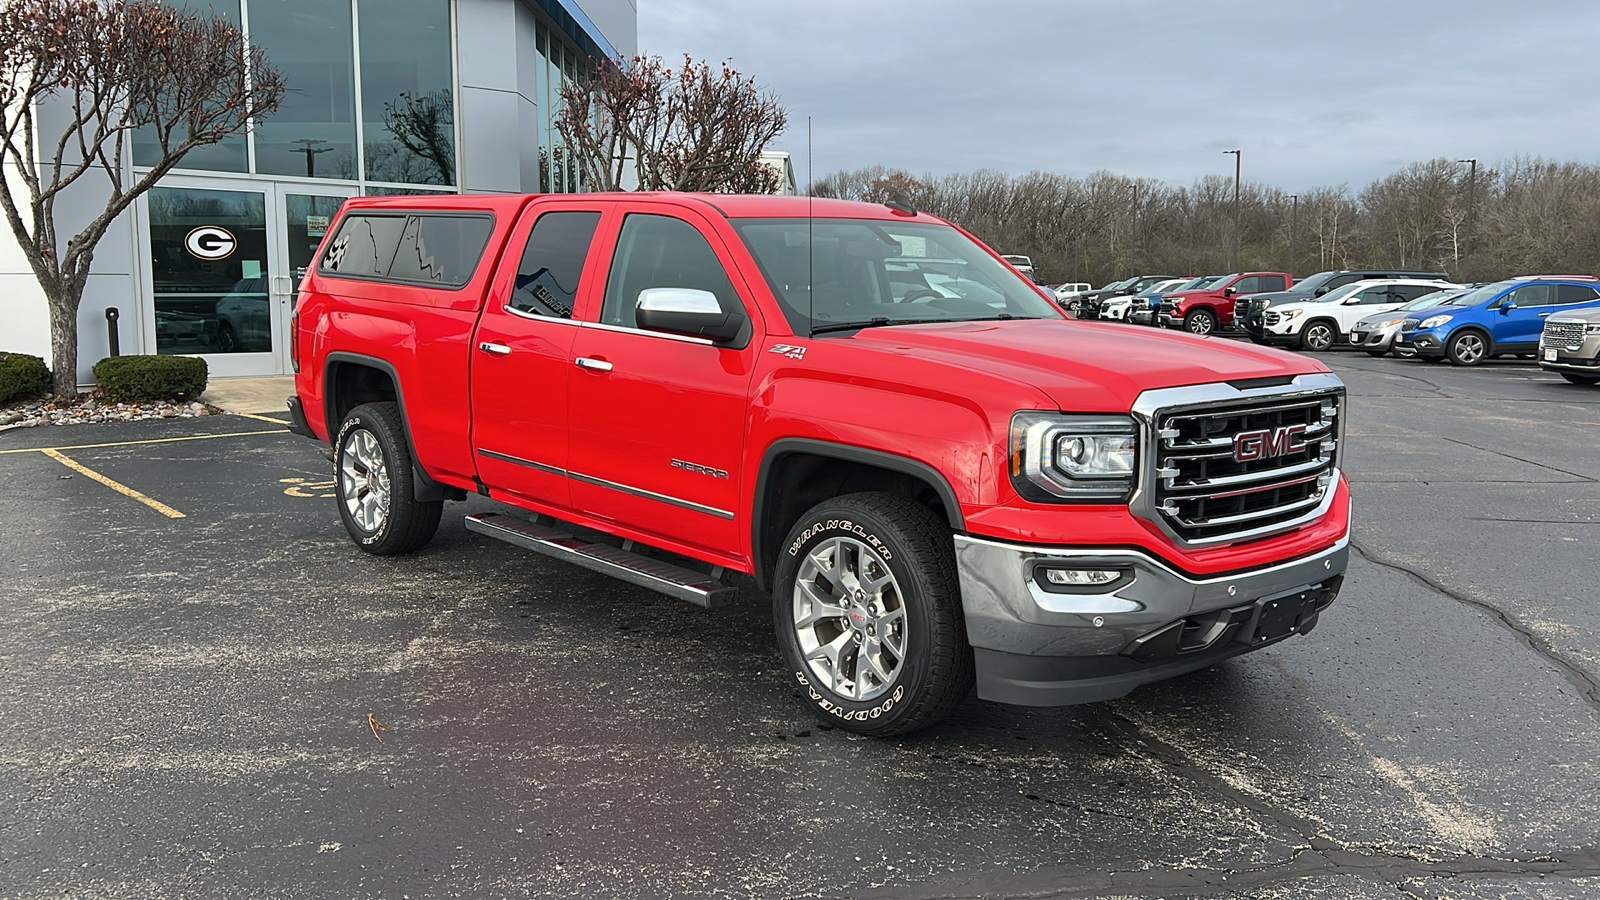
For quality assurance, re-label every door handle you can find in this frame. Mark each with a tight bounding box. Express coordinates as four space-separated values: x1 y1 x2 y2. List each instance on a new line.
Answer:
1538 312 1552 317
478 342 511 355
272 275 293 295
574 357 613 372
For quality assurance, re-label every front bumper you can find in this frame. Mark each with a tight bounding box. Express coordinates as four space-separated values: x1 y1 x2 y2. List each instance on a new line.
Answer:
1348 323 1400 351
954 528 1349 706
1397 330 1446 357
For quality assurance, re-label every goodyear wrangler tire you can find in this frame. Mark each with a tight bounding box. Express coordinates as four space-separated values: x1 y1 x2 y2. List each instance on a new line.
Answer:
773 492 974 736
334 402 442 555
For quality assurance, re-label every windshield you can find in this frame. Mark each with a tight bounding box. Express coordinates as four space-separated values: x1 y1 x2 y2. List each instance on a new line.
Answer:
734 218 1060 334
1441 280 1515 306
1172 276 1217 292
1312 281 1370 304
1290 271 1339 294
1399 289 1465 311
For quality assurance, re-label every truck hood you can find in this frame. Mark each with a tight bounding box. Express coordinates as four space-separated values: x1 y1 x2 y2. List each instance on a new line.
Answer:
847 319 1325 411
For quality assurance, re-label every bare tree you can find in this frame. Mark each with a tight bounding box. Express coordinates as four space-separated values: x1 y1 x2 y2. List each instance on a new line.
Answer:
555 55 786 194
0 0 284 396
379 88 454 186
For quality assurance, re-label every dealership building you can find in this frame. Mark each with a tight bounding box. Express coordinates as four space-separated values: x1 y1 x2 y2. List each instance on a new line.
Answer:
0 0 637 382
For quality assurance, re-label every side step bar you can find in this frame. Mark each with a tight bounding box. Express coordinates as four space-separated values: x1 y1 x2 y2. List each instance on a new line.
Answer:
464 512 736 608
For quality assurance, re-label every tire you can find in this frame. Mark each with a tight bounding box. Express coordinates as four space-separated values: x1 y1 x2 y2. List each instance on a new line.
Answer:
334 402 443 555
215 322 237 353
773 492 973 736
1184 309 1216 335
1561 372 1600 386
1446 330 1489 366
1300 320 1338 352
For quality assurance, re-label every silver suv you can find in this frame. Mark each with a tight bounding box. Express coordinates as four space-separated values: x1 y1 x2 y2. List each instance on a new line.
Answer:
1540 308 1600 385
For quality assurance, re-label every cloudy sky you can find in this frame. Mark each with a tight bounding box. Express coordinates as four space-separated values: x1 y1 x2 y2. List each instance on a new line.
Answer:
638 0 1600 193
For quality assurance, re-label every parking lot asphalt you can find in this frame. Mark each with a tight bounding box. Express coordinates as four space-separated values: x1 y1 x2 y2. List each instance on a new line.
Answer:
2 352 1599 899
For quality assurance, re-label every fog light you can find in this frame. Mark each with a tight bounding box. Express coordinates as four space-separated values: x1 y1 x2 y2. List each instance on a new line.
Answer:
1045 568 1121 586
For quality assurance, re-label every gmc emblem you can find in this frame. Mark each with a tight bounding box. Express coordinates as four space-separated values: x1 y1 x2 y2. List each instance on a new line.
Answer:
1233 424 1309 462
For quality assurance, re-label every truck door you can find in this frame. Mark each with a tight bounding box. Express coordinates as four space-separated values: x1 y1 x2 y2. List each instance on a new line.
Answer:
565 207 762 561
470 202 612 511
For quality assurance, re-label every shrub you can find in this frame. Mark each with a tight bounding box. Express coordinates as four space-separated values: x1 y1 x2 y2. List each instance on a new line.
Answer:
92 355 208 402
0 352 51 404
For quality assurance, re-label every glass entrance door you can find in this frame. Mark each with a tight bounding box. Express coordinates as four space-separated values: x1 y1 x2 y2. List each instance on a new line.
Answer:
275 186 357 372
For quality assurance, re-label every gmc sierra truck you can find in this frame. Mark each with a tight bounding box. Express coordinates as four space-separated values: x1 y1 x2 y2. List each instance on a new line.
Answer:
288 192 1351 736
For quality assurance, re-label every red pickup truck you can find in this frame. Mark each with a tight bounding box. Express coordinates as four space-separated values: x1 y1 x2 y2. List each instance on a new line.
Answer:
1159 271 1293 334
288 192 1350 736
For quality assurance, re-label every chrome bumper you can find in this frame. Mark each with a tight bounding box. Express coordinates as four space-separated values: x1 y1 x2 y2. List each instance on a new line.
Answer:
953 526 1349 706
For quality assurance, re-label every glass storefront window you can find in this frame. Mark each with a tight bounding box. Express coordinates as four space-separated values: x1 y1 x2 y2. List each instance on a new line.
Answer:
284 193 348 281
131 0 247 173
249 0 360 179
148 186 271 354
359 0 456 187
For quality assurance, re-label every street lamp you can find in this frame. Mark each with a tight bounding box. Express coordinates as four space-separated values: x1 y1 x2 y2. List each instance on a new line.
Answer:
1224 149 1241 271
1457 158 1477 259
1289 193 1298 273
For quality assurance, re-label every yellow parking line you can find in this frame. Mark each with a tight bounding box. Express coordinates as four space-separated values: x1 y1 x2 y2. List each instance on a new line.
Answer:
233 412 289 425
0 429 283 455
41 449 186 519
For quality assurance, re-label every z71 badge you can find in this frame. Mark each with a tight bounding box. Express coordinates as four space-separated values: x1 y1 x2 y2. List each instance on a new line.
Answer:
769 343 807 360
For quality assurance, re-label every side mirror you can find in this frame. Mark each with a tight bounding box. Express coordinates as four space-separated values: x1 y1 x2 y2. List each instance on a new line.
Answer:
1343 296 1364 305
1313 287 1330 296
1223 286 1236 296
1499 300 1517 314
635 288 745 343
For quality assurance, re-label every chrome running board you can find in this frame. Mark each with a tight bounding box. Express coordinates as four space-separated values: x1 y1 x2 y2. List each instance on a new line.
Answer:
464 512 735 608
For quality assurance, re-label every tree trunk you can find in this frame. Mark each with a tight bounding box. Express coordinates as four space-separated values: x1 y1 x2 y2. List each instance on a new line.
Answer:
46 281 85 398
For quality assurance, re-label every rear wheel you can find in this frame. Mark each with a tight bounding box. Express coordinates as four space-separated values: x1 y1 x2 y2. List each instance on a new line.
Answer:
1446 330 1489 366
1300 320 1338 352
1184 309 1216 335
1561 372 1600 386
335 402 443 555
773 492 973 736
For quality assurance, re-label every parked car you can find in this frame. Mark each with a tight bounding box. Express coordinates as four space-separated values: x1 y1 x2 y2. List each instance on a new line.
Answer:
1052 282 1092 302
1060 279 1130 317
1238 269 1451 341
1257 279 1459 351
1001 254 1038 283
1395 276 1600 365
288 191 1352 736
1158 272 1292 334
1078 275 1177 320
1128 275 1222 326
213 277 274 352
1348 287 1474 357
1101 279 1189 321
1539 307 1600 384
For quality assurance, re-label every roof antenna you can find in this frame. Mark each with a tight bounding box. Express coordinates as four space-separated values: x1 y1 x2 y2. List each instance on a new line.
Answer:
807 116 814 338
885 191 916 216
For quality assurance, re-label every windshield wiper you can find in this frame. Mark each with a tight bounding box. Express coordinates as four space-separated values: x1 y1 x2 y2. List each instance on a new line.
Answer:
809 314 1047 336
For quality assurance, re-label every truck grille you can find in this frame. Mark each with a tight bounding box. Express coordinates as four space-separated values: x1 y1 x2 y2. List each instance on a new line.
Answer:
1150 393 1341 544
1264 311 1282 325
1543 319 1586 350
1401 318 1421 331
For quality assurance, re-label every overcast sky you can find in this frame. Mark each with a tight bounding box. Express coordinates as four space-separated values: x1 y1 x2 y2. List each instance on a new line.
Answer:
638 0 1600 193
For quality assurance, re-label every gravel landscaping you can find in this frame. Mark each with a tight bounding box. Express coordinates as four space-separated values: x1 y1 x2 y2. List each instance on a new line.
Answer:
0 395 224 431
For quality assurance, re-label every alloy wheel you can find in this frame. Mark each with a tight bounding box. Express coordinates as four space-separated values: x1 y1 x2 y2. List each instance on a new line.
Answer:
792 536 907 701
339 429 391 533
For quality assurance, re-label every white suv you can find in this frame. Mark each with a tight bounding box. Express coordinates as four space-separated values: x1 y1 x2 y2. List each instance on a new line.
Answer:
1260 278 1460 351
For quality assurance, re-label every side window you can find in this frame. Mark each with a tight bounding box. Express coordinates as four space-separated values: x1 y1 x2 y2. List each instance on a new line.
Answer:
388 215 495 287
1507 284 1553 307
1326 274 1360 291
1394 285 1436 302
319 214 406 278
1231 276 1261 293
1555 284 1600 305
508 211 602 318
600 214 736 328
1259 274 1287 292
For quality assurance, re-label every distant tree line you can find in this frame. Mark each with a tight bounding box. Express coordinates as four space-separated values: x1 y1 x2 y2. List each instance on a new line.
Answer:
810 157 1600 285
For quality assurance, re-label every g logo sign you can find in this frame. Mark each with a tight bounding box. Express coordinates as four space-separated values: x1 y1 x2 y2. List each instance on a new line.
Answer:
184 226 237 260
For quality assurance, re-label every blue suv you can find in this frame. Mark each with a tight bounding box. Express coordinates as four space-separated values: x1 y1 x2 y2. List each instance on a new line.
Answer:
1395 277 1600 365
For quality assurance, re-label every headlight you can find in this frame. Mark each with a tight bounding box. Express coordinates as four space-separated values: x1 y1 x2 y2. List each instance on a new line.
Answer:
1587 323 1600 334
1420 315 1453 329
1278 309 1304 320
1377 318 1402 328
1010 412 1137 502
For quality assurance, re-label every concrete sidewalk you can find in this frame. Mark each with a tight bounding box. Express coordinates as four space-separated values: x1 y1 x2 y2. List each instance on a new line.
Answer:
201 375 294 415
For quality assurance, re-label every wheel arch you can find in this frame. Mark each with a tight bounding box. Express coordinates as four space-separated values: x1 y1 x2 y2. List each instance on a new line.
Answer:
323 352 466 502
1301 316 1342 346
751 438 965 591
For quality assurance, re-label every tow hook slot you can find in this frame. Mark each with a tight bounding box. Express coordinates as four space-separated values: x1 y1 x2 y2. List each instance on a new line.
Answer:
1121 576 1342 664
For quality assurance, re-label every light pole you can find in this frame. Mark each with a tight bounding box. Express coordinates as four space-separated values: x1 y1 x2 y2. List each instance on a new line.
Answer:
1289 193 1298 273
1457 157 1477 260
1224 149 1241 271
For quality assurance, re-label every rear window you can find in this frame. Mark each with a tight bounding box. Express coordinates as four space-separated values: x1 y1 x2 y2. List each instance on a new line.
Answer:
319 212 494 288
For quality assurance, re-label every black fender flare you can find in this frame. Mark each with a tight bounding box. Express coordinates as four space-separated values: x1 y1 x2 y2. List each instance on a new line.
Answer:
751 437 966 590
323 351 466 503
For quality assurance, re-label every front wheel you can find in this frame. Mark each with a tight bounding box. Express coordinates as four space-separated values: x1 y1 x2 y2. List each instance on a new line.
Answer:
335 402 443 555
1300 320 1337 352
1561 372 1600 386
1446 331 1489 366
773 492 973 736
1184 309 1216 335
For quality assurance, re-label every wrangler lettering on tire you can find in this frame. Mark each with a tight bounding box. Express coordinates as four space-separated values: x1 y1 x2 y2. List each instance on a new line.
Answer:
773 492 973 736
